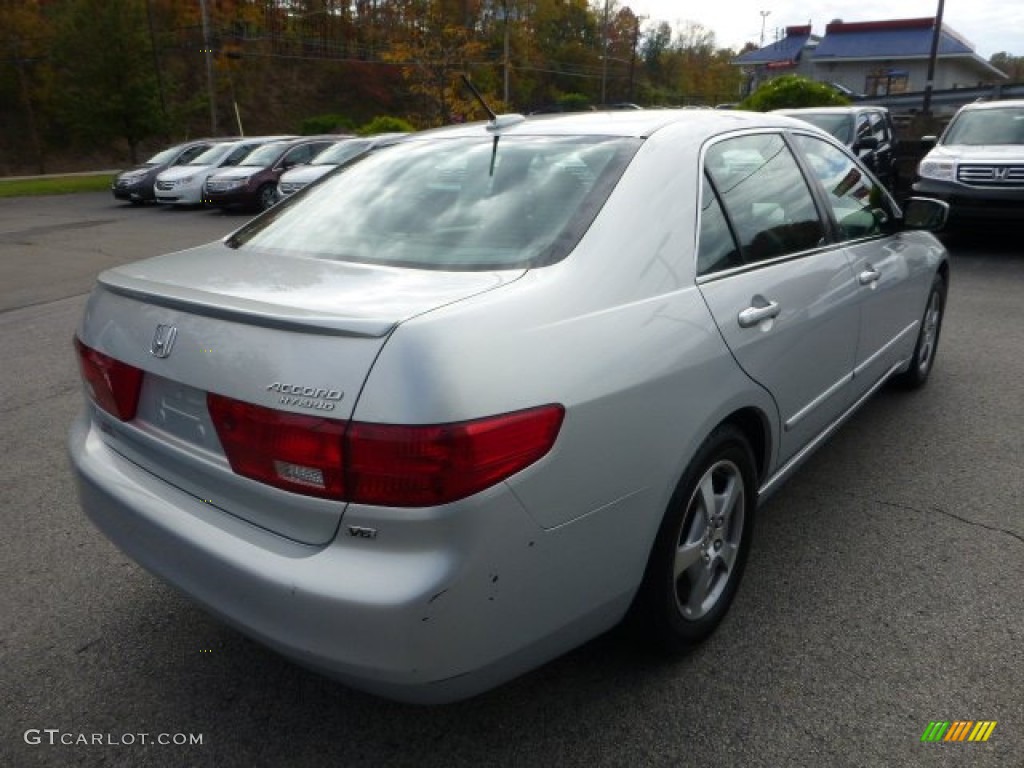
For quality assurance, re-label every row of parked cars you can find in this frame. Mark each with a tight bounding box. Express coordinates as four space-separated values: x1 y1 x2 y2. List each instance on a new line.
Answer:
112 99 1024 224
112 133 407 211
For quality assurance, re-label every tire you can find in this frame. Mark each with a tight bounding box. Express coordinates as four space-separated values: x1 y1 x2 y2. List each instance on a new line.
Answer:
257 183 278 211
894 273 946 389
631 424 757 652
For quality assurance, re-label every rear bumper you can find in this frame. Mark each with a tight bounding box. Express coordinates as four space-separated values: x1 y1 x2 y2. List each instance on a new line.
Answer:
68 412 631 703
912 178 1024 219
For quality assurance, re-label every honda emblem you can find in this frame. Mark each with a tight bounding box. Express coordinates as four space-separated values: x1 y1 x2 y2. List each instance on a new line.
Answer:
150 324 178 359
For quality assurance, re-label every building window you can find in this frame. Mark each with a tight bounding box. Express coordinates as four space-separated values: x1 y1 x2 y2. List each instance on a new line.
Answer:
865 68 909 96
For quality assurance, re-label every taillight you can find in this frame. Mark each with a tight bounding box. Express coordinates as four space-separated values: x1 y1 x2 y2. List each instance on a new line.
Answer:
207 394 347 500
207 393 564 507
74 338 144 421
346 407 564 506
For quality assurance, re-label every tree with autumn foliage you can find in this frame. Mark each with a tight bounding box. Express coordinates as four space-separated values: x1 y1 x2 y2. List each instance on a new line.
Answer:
0 0 763 172
0 0 54 172
638 20 741 106
383 0 490 125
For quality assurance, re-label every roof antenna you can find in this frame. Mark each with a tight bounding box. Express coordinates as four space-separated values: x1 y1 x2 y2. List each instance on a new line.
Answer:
461 73 497 122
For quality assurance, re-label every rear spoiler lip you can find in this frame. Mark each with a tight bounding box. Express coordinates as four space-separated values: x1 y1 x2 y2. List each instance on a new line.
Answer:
98 271 396 338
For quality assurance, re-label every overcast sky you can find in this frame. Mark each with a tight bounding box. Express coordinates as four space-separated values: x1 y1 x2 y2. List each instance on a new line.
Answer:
624 0 1022 59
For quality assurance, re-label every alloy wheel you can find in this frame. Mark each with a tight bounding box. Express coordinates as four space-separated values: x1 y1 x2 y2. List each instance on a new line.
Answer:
673 459 746 620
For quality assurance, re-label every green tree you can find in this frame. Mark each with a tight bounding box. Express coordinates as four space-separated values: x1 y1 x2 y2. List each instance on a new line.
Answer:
300 113 357 134
0 0 53 172
740 75 850 111
53 0 166 162
358 115 416 135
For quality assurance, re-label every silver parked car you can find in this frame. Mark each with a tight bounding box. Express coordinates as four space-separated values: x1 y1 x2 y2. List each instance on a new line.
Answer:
277 132 408 198
69 110 949 703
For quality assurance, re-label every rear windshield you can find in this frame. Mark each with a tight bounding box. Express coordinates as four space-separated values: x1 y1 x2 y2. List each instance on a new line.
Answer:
228 135 640 270
943 107 1024 146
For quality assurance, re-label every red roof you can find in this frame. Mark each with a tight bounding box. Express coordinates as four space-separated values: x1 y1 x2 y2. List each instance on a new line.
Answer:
824 18 934 34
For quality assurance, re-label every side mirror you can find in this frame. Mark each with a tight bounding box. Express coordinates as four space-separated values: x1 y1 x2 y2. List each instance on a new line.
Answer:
902 197 949 231
854 136 879 151
920 135 938 150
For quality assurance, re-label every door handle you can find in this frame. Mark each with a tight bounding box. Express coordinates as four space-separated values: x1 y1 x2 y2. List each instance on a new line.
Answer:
858 266 881 285
737 298 781 328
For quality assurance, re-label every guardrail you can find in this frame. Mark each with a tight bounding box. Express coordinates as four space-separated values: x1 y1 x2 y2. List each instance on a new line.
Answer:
865 82 1024 115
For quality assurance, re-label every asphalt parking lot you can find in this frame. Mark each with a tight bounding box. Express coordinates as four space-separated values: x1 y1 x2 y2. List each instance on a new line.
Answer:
1 193 1021 767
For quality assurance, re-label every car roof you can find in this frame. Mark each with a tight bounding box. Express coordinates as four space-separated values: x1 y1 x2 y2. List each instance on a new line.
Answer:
958 99 1024 112
275 135 346 146
167 137 226 147
407 109 804 141
773 106 888 116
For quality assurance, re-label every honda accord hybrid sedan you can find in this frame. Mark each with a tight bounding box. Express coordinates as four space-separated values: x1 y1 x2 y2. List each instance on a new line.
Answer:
69 110 949 703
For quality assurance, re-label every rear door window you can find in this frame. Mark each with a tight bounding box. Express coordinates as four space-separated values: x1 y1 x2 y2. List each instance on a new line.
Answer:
697 176 741 277
703 133 825 267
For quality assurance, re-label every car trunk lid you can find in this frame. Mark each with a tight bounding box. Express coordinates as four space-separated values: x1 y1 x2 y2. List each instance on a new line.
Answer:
78 243 523 544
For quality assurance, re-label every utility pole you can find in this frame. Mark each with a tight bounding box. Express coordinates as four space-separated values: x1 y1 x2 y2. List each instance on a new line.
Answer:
501 0 510 104
922 0 946 117
628 15 641 102
199 0 218 135
10 43 45 173
601 0 610 105
146 0 168 130
760 10 771 47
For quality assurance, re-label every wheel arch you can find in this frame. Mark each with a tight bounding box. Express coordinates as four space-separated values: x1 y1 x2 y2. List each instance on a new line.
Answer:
719 406 772 486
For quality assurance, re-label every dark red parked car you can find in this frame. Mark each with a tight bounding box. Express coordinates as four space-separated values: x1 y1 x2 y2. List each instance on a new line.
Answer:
202 137 340 211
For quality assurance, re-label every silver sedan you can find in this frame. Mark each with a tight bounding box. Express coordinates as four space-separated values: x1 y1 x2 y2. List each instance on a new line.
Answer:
69 110 949 703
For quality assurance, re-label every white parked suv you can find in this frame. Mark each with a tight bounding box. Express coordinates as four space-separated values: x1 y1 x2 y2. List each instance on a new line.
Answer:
913 99 1024 221
154 136 294 206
